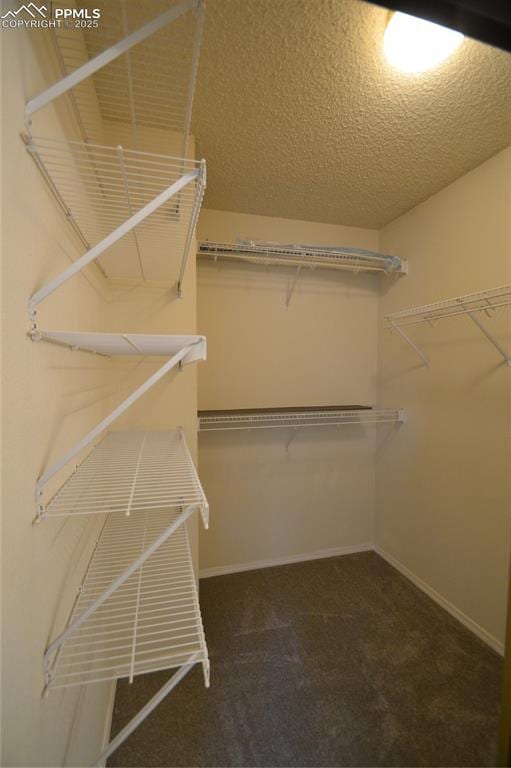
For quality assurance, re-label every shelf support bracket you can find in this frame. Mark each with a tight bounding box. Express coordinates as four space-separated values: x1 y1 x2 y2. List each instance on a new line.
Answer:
285 266 301 308
25 0 200 119
35 342 201 517
43 505 197 688
117 145 145 279
461 304 511 366
28 169 199 324
285 427 299 452
92 654 201 767
177 160 206 298
389 321 429 367
181 0 206 159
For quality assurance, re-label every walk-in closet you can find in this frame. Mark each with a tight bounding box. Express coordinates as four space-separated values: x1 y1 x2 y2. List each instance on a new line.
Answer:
1 0 511 766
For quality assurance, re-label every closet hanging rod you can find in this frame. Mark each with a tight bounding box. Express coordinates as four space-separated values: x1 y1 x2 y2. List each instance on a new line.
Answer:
25 136 206 311
33 334 206 518
198 240 408 275
25 0 202 119
385 284 511 366
198 407 406 432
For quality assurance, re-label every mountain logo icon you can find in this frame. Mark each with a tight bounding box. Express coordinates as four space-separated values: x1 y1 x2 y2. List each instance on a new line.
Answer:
1 3 47 19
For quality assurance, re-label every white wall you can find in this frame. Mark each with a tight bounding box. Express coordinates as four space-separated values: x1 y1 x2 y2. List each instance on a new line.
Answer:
376 147 511 651
196 209 398 572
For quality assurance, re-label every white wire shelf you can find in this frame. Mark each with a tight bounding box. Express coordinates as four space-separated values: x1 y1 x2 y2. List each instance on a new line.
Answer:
198 241 407 275
29 0 205 157
385 284 511 367
32 330 206 361
42 429 209 526
198 406 406 432
34 335 206 515
25 136 205 293
44 507 209 690
384 285 511 327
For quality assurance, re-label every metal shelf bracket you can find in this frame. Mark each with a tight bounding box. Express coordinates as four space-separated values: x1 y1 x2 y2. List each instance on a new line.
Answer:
460 302 511 366
177 159 207 298
92 655 202 767
388 320 429 367
285 267 302 308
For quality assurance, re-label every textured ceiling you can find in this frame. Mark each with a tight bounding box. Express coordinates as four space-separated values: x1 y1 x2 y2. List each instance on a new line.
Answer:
191 0 511 228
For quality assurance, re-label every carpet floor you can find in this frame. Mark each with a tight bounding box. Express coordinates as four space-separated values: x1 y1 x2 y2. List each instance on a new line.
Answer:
108 551 502 767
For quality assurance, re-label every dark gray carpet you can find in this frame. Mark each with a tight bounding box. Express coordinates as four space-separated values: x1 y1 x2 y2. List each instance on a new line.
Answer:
108 552 502 767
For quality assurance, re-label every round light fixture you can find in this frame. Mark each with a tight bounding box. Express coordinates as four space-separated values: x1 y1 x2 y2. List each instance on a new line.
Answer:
384 11 464 73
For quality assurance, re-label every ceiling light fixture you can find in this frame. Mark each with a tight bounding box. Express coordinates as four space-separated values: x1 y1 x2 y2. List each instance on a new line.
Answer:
384 11 464 73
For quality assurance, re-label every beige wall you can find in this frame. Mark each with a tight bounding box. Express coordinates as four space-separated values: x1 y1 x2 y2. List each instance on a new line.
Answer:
2 26 114 768
376 146 511 651
2 27 201 768
198 209 380 408
196 209 399 572
102 251 201 572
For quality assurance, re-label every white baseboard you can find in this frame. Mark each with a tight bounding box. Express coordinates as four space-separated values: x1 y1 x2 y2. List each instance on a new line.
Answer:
200 542 504 656
199 542 373 579
374 545 504 656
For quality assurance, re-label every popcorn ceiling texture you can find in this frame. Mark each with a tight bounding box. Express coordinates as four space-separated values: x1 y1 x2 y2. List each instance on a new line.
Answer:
192 0 511 228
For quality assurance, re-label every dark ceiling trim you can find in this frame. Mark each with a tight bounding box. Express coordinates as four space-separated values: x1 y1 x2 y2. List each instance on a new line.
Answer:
367 0 511 53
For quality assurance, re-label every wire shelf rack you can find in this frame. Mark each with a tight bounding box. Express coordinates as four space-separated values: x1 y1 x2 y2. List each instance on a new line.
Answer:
26 136 205 285
44 507 209 690
33 336 206 516
33 330 206 359
31 0 205 156
198 406 406 432
42 429 209 525
198 241 407 275
384 284 511 327
385 285 511 367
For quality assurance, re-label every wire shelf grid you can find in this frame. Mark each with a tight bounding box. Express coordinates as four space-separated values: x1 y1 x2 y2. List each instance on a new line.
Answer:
198 241 406 275
198 407 406 432
384 285 511 327
26 136 205 281
43 430 209 525
45 507 209 689
48 0 204 152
